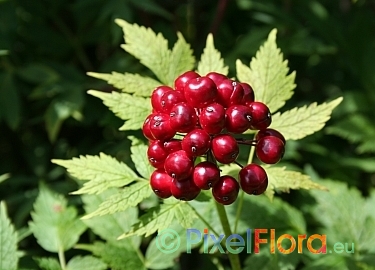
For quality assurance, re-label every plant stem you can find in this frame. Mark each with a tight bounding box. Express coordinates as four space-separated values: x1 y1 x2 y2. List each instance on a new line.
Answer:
215 202 242 270
58 247 67 270
187 202 220 237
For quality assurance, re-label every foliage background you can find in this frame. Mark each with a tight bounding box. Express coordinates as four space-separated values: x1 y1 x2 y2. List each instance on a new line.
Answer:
1 0 375 269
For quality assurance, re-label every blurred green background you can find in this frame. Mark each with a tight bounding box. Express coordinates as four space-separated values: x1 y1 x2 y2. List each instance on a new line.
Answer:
1 0 375 268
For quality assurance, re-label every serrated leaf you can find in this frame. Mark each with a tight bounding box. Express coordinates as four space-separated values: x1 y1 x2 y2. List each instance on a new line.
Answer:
263 166 327 199
0 201 19 270
236 29 296 113
197 34 228 76
52 152 139 195
82 181 151 219
172 201 198 228
129 136 153 179
88 90 151 131
118 201 196 239
168 32 195 82
77 242 145 270
87 72 161 97
67 255 107 270
115 20 195 86
34 257 61 270
29 185 86 253
271 97 343 140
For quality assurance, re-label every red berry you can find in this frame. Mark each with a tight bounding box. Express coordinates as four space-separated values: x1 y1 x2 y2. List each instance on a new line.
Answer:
216 79 244 108
163 139 182 154
149 113 176 141
181 129 211 157
256 136 285 164
142 113 156 141
169 102 198 133
256 128 286 145
212 175 240 205
151 86 173 112
240 82 255 106
147 140 168 169
248 102 272 130
225 105 253 133
199 103 226 135
205 72 228 86
174 71 200 92
192 161 220 190
184 77 218 108
170 178 200 201
211 134 239 164
160 90 185 113
239 164 268 195
164 150 194 181
150 169 173 199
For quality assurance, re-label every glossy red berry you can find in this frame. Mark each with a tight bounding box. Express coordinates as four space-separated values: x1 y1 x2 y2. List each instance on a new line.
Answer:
170 178 201 201
211 134 239 164
151 86 173 112
256 128 286 145
205 72 228 86
160 90 186 113
149 113 176 141
192 161 220 190
184 77 218 108
248 102 272 130
216 79 244 108
240 82 255 106
147 140 168 169
150 169 173 199
199 103 226 135
225 105 253 133
256 136 285 164
174 71 200 92
181 129 211 157
163 139 182 154
142 113 156 141
212 175 240 205
164 150 194 181
239 164 268 195
169 102 198 133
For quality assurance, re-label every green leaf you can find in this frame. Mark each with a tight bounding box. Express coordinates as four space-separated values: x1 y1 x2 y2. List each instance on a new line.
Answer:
82 181 151 219
271 97 343 140
197 34 228 76
129 136 153 179
81 188 141 248
0 50 8 56
118 201 197 239
88 90 151 131
67 256 107 270
0 201 19 270
34 257 61 270
310 180 375 253
87 72 161 97
77 242 145 270
263 166 328 200
52 152 140 195
236 29 296 113
0 173 10 184
116 19 192 86
29 185 86 252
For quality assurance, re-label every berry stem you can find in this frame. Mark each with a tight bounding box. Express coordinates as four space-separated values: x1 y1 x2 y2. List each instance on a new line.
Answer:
215 202 242 270
233 160 243 168
236 138 257 146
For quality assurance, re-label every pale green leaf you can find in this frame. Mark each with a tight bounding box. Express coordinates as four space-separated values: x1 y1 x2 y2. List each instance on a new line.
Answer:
310 180 375 252
87 72 160 97
88 90 151 131
29 185 86 252
0 201 19 270
118 201 196 239
173 202 198 228
0 173 10 184
52 152 139 195
167 32 195 83
35 257 61 270
197 34 228 76
77 242 145 270
0 50 8 56
129 136 153 179
263 166 327 199
67 255 107 270
270 97 343 140
115 19 171 85
236 29 296 113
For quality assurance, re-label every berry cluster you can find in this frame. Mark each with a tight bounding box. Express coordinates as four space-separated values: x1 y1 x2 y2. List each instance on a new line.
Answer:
142 71 285 205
